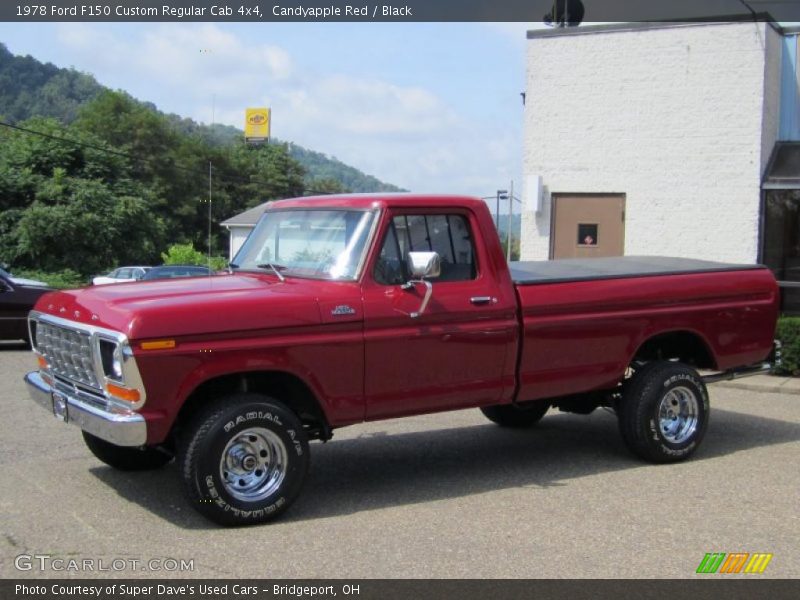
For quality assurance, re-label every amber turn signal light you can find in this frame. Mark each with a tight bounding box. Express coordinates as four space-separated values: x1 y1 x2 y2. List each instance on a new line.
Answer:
106 382 141 403
140 339 176 350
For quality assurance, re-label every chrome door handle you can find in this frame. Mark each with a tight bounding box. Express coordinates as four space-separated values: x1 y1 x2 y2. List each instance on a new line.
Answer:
470 296 494 305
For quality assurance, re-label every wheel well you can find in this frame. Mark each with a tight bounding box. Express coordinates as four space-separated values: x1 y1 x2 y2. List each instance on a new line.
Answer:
170 371 331 446
632 331 716 370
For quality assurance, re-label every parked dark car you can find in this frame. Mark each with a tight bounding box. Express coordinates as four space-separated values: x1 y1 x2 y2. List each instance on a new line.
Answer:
0 273 52 343
141 265 212 280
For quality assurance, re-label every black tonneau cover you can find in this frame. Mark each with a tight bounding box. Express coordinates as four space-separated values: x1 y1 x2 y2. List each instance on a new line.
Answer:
510 256 765 286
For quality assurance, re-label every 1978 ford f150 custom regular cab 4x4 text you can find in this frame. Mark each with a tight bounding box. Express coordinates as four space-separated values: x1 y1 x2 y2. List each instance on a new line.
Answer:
24 195 779 525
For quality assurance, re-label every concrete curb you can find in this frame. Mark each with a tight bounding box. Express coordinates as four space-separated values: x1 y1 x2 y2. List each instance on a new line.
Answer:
709 374 800 395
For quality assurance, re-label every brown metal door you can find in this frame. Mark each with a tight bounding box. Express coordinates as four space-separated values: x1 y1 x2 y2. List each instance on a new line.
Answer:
552 194 625 259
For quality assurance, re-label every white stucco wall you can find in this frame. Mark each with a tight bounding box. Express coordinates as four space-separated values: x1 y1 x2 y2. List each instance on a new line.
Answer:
761 26 783 175
521 21 781 263
228 226 253 261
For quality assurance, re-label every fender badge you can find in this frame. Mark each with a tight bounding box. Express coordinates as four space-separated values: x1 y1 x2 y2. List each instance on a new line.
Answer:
331 305 356 316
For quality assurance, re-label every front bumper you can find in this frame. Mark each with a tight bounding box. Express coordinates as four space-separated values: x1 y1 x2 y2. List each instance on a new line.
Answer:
25 371 147 447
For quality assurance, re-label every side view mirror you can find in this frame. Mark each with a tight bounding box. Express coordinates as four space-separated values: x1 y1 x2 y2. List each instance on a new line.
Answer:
406 251 441 280
402 251 441 318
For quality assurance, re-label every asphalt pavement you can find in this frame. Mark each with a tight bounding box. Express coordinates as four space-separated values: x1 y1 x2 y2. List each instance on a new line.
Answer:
1 342 798 579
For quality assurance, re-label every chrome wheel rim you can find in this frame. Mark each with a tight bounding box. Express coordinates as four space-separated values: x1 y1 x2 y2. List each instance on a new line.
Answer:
219 427 288 501
658 386 699 444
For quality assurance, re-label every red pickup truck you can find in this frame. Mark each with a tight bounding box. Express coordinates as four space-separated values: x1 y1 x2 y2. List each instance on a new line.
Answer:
24 194 779 525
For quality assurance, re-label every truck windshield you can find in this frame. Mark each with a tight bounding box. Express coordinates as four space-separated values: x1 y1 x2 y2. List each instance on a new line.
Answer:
232 209 377 280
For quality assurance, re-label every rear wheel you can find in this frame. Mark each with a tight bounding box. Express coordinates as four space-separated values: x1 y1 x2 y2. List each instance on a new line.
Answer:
82 432 172 471
179 393 309 526
618 361 709 463
481 401 550 428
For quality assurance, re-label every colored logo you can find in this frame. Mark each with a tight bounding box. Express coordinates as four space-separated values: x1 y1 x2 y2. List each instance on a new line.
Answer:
248 113 267 125
696 552 773 574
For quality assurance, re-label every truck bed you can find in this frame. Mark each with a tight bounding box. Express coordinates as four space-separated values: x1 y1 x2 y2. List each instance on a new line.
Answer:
510 256 765 286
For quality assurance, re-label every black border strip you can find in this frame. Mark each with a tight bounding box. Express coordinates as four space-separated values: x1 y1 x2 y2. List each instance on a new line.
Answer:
3 0 800 23
4 579 800 600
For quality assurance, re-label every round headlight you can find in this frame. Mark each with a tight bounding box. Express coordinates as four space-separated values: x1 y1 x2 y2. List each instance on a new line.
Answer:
111 352 123 379
99 338 124 382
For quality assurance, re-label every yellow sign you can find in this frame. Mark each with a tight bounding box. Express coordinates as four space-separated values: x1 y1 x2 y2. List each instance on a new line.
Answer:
245 108 270 142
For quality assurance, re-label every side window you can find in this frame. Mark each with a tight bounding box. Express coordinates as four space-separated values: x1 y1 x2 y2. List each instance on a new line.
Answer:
373 214 477 285
117 268 132 279
373 221 405 285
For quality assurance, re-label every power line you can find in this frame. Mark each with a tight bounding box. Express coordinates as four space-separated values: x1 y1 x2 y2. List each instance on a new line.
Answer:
0 119 338 195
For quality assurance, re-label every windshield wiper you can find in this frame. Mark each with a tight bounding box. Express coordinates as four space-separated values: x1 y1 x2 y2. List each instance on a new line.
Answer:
257 263 287 282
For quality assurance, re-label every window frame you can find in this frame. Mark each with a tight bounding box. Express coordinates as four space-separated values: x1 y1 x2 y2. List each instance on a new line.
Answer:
232 207 381 282
577 223 599 247
369 209 480 287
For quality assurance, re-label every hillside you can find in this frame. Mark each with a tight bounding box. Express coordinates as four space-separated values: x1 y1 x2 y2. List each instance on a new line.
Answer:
0 42 404 193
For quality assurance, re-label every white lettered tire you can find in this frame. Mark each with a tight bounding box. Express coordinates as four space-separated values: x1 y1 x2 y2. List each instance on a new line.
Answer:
618 361 709 463
180 393 309 526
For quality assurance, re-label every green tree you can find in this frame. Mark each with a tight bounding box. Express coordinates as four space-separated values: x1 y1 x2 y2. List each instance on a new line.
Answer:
13 178 164 274
307 177 351 195
0 115 166 272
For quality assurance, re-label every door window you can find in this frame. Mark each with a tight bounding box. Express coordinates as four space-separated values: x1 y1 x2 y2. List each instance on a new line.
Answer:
374 214 476 285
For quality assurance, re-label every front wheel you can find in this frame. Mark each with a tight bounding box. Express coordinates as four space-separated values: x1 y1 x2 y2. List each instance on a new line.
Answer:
618 361 709 463
179 393 309 526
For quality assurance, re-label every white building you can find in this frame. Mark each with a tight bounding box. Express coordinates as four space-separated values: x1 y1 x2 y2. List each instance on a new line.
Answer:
521 20 800 298
221 201 270 261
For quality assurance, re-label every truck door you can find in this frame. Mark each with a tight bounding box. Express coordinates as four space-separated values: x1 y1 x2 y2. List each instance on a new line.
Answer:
361 208 518 420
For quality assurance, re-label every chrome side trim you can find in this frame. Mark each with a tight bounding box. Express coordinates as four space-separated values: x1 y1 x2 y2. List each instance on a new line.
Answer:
702 363 772 384
24 371 147 447
702 340 781 384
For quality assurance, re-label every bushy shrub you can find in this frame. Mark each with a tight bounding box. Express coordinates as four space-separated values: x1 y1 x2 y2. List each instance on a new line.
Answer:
12 268 85 289
161 243 228 271
774 316 800 376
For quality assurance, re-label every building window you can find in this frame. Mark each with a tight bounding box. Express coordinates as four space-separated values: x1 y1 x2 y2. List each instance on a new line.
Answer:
577 224 598 246
763 189 800 313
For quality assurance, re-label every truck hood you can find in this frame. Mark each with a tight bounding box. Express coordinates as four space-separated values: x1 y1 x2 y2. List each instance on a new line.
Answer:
32 274 325 340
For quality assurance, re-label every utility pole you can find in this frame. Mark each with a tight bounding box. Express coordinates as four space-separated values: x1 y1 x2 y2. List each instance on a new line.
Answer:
496 189 508 234
208 161 212 272
507 180 514 262
207 93 215 272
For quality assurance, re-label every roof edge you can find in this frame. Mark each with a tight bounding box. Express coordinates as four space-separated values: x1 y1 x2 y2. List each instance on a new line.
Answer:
527 14 780 39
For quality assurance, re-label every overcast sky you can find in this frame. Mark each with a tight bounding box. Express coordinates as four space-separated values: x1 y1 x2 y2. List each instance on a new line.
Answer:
0 22 533 197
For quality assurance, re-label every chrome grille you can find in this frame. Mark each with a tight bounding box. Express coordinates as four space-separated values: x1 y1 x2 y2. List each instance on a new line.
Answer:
53 376 108 411
36 322 100 389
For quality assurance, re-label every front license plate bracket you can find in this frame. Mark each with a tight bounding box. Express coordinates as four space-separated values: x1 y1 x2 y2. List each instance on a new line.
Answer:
52 391 69 422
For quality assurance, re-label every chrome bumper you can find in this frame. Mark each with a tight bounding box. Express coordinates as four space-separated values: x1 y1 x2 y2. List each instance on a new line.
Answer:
24 371 147 447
